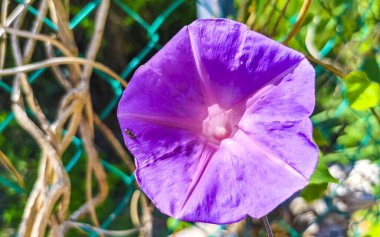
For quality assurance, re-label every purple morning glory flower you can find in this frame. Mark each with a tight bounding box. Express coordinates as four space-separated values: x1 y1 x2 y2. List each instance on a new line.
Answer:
117 19 318 224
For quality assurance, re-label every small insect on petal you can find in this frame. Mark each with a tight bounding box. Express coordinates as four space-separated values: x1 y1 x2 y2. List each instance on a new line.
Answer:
124 129 136 139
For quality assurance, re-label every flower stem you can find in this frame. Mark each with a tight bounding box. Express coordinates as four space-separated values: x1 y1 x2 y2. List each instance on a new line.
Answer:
262 215 274 237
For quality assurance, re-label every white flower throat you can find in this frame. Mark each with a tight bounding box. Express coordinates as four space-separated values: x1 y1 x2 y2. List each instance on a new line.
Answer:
202 104 234 142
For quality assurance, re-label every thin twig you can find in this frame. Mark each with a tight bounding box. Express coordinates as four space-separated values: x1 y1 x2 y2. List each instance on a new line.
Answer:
270 0 291 37
140 195 153 237
0 24 81 89
52 0 81 85
19 75 58 146
23 0 48 63
65 221 140 236
10 13 54 142
44 41 72 89
47 0 58 24
306 54 347 78
58 100 84 153
0 0 9 70
0 3 28 37
74 121 109 225
254 0 272 31
283 0 312 45
80 0 110 148
261 0 279 34
130 190 141 227
0 149 25 188
237 0 249 22
85 139 101 229
82 0 110 83
0 25 80 67
51 0 77 55
94 114 135 172
245 2 256 29
0 56 127 87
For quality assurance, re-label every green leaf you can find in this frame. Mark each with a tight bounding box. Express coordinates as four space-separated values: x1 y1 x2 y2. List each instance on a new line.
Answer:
167 218 192 233
301 183 328 202
345 71 380 110
361 53 380 83
301 159 338 202
309 159 338 185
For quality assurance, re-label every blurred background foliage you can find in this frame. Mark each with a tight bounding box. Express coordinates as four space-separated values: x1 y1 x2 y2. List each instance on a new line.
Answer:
0 0 379 236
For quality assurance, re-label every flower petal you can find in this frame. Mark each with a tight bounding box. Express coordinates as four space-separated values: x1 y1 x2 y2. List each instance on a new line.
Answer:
243 59 315 120
188 19 304 109
118 117 207 216
176 144 246 224
227 130 311 218
238 59 318 179
176 128 311 222
118 27 207 121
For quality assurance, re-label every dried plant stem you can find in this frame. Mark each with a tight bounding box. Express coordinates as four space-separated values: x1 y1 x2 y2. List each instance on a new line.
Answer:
0 25 76 58
261 0 279 34
246 4 256 29
63 2 111 230
283 0 312 45
130 190 153 237
58 99 84 153
20 75 58 145
47 0 58 24
23 0 48 63
0 0 8 70
13 84 70 237
262 216 273 237
11 80 47 148
237 0 249 22
68 121 109 223
140 195 153 237
130 190 142 226
10 7 71 235
270 0 291 37
82 0 110 83
305 54 347 78
4 1 151 235
10 3 56 143
0 150 25 188
0 56 127 87
52 0 81 85
254 0 271 31
44 42 72 89
51 0 77 55
0 1 28 37
65 221 140 236
94 114 135 171
85 143 101 229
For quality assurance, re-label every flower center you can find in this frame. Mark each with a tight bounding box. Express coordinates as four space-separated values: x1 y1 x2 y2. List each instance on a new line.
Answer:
214 126 229 140
202 104 233 143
